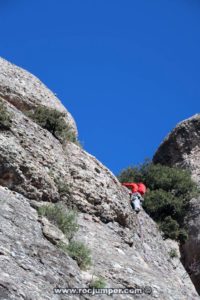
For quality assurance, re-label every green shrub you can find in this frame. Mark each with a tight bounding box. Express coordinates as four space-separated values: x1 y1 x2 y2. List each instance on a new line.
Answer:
159 216 180 240
37 204 79 239
169 248 178 259
27 106 77 143
178 229 188 244
118 166 142 183
118 160 199 243
55 179 72 197
119 160 198 198
59 241 92 270
0 101 12 129
143 189 186 223
89 277 106 289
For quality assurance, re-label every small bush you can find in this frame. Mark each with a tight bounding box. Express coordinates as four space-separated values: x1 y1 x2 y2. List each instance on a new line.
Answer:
89 277 106 289
37 204 79 239
55 179 72 197
143 189 186 223
178 228 188 244
27 106 77 143
159 216 180 240
118 166 143 183
0 101 12 129
118 160 198 199
118 160 199 243
169 248 178 259
59 241 92 270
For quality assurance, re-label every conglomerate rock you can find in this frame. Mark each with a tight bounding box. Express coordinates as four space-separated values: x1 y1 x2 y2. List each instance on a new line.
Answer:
0 57 198 299
153 114 200 184
154 113 200 294
0 57 77 135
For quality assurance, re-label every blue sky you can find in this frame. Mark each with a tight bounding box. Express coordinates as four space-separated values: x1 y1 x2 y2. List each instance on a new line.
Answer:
0 0 200 174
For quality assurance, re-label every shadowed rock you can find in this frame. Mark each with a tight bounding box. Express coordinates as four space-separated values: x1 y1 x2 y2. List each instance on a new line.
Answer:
154 113 200 294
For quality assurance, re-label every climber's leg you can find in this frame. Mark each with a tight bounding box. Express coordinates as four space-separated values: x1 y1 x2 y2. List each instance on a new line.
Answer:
132 198 141 213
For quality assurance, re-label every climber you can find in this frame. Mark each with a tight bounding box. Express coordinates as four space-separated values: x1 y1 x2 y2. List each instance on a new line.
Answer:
122 182 138 193
122 182 146 214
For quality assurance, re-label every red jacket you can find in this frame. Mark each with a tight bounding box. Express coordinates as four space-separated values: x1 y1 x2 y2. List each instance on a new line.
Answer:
122 182 138 193
122 182 146 195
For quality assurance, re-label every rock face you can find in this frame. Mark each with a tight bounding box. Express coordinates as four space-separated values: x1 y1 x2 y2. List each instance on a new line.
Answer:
0 187 86 300
0 57 77 135
153 114 200 184
0 57 198 299
154 114 200 294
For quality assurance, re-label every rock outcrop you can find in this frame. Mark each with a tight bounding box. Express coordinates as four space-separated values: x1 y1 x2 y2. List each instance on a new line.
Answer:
0 57 77 135
0 187 86 300
153 114 200 183
154 114 200 294
0 57 198 299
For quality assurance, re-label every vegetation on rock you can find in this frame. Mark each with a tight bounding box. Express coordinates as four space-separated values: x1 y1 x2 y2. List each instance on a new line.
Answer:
59 241 92 270
38 204 92 269
0 100 12 129
118 160 199 243
38 204 79 240
89 277 106 289
26 106 77 143
169 248 178 259
55 179 72 198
